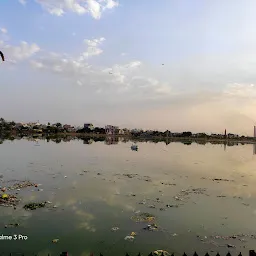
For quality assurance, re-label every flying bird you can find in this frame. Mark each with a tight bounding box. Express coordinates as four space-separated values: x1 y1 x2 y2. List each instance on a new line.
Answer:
0 51 5 61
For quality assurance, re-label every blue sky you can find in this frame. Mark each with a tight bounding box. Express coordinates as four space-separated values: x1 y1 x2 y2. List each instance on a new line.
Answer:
1 0 256 135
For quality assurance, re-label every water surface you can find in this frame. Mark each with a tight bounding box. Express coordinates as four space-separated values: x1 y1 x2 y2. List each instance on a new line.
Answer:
0 139 256 256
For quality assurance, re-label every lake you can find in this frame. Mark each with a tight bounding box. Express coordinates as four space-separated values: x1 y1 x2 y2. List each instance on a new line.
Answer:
0 138 256 256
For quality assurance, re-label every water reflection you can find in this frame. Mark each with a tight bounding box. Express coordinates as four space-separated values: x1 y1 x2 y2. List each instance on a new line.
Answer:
105 136 119 145
0 136 252 148
253 144 256 155
1 138 256 255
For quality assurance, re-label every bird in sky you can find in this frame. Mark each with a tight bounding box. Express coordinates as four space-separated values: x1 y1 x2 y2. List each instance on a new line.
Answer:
0 51 5 61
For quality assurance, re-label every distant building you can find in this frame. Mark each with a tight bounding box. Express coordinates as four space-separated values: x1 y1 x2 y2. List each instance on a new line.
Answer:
254 126 256 138
63 124 71 129
63 124 75 132
105 125 119 135
84 123 94 130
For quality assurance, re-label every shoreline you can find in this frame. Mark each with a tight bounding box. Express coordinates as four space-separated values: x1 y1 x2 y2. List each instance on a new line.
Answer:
1 132 256 144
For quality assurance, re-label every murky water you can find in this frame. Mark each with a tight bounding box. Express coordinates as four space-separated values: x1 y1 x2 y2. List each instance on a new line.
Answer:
0 139 256 256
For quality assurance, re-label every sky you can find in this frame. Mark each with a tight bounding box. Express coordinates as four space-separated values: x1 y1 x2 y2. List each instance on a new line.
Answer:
1 0 256 135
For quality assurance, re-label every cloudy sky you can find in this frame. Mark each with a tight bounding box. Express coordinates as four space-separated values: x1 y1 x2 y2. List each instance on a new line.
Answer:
1 0 256 135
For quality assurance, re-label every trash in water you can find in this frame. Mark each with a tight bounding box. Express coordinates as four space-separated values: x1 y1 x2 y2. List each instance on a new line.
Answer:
131 212 156 222
111 227 119 231
153 250 170 256
52 239 59 243
144 223 158 231
130 232 137 236
24 202 46 210
131 145 138 151
0 194 20 207
2 194 8 199
8 181 36 190
5 223 20 228
124 235 135 241
166 204 178 208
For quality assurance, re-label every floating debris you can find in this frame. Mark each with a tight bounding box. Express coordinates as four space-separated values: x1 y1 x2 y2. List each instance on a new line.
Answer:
123 174 138 179
24 202 46 210
153 250 170 256
5 223 20 228
131 212 155 223
161 182 176 186
213 178 234 182
130 232 137 236
111 227 119 232
0 194 20 207
144 223 158 231
124 235 135 241
166 204 178 208
8 181 36 190
52 239 59 243
2 193 8 199
131 145 138 151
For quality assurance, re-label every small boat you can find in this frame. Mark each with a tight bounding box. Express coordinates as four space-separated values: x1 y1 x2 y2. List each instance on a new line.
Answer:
131 144 138 151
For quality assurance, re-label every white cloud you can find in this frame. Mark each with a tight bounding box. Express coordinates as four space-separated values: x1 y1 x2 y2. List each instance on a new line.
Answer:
77 80 83 86
18 0 27 5
35 0 118 19
31 60 44 69
0 41 40 62
223 83 256 99
0 28 7 34
78 37 105 61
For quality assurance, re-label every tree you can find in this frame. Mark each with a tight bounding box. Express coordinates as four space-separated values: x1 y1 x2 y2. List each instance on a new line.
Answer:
56 123 62 128
182 131 192 137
